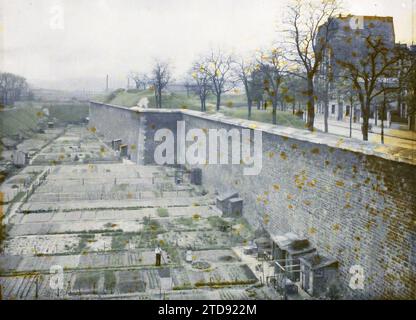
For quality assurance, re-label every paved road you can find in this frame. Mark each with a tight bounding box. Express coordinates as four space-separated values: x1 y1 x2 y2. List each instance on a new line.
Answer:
314 115 416 150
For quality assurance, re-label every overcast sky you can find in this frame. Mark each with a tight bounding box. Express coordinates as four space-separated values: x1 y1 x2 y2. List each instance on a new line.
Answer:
0 0 414 91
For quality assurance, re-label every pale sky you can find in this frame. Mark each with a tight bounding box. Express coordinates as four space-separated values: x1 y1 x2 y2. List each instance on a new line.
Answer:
0 0 414 91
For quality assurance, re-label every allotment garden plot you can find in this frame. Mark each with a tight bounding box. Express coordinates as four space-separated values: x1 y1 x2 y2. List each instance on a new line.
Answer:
0 125 278 300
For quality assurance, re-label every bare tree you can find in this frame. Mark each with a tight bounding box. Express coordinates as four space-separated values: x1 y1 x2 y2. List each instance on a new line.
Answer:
256 49 286 125
337 36 400 141
129 72 148 90
190 61 211 112
285 0 340 131
405 52 416 131
149 61 171 108
205 49 235 111
0 72 30 107
235 58 256 118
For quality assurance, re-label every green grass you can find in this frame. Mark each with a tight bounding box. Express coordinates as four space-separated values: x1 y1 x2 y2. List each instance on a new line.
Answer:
0 101 89 139
0 107 41 137
221 107 306 129
157 207 169 217
111 233 133 250
46 103 89 122
77 234 95 252
176 217 195 227
95 89 306 130
104 270 117 293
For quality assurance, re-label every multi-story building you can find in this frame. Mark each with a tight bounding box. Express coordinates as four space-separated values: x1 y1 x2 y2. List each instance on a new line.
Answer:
316 15 398 125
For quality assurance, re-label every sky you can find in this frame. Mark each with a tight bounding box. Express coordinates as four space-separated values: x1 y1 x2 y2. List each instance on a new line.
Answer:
0 0 414 91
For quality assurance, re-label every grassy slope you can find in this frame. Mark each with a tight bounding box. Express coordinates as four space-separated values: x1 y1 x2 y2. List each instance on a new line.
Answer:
97 89 306 130
0 102 89 138
0 107 40 137
46 103 89 122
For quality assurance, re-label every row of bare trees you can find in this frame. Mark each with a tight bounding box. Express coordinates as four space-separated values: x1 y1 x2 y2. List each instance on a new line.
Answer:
0 72 32 107
127 0 416 140
185 0 340 128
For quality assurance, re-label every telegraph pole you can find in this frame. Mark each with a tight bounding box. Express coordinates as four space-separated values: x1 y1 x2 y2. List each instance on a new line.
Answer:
106 74 109 92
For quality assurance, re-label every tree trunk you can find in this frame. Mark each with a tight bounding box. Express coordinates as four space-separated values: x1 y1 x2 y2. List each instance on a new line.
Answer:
158 88 162 108
154 91 158 108
272 102 277 125
324 102 329 133
216 94 221 111
248 99 252 119
409 114 415 131
361 101 370 141
306 77 315 131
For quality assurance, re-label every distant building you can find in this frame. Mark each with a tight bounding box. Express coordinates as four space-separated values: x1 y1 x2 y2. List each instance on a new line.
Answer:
316 15 396 123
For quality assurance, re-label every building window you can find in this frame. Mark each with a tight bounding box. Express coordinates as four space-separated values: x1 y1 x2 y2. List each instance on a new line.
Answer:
331 105 336 114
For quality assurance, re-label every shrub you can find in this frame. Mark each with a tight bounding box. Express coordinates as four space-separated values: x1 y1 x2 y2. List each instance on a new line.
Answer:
157 208 169 217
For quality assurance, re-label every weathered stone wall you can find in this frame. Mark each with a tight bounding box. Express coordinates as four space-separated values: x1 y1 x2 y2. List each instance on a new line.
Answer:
89 102 142 162
89 102 416 299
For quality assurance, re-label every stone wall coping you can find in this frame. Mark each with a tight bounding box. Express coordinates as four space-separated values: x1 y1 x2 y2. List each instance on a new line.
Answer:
90 101 416 166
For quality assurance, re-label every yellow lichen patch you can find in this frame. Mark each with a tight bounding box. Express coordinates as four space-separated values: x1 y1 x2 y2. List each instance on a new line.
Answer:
36 111 44 118
268 151 275 159
332 224 340 231
100 146 106 153
310 147 320 155
59 154 65 161
344 203 352 209
308 227 317 235
280 152 287 160
273 184 280 191
130 144 137 150
291 144 298 150
89 127 96 133
303 200 312 206
192 214 201 220
335 180 345 187
335 138 344 147
248 124 257 129
288 204 294 209
287 194 293 200
263 214 270 225
307 179 316 188
294 171 307 189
